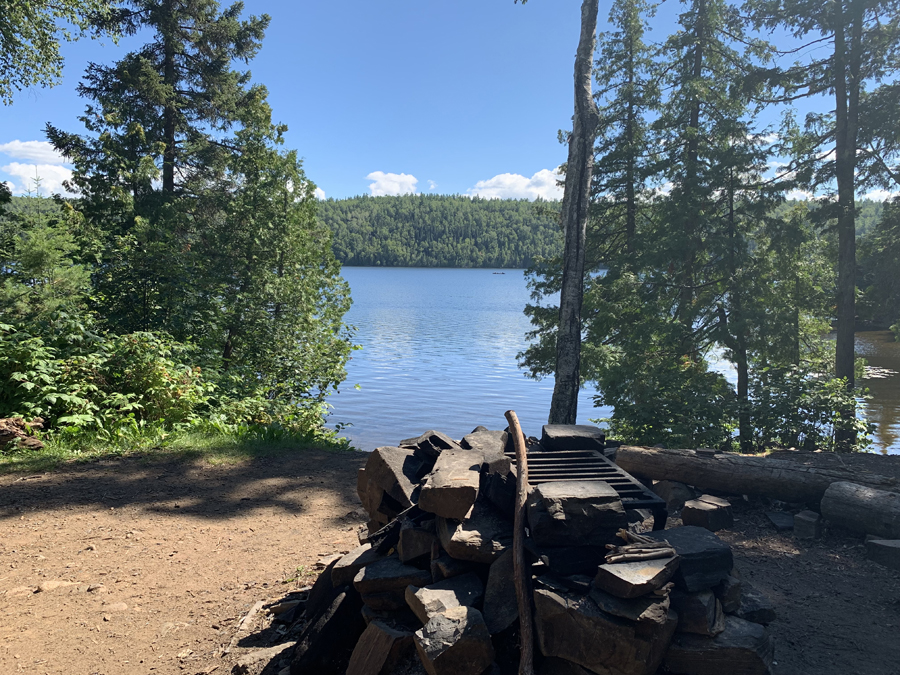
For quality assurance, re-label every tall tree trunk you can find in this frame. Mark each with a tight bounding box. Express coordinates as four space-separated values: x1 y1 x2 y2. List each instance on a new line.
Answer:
549 0 600 425
162 0 177 196
833 0 861 450
678 0 705 350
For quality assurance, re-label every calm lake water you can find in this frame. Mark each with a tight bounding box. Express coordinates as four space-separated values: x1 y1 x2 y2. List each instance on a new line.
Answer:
327 267 900 455
327 267 603 450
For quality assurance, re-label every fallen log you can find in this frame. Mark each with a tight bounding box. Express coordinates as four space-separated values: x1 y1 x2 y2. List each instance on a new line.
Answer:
820 481 900 538
616 446 900 505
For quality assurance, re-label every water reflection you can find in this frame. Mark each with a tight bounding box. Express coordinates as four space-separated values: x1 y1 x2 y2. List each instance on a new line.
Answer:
857 331 900 454
329 267 604 451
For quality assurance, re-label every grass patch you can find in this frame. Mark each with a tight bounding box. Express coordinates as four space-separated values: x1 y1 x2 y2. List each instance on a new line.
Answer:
0 424 358 475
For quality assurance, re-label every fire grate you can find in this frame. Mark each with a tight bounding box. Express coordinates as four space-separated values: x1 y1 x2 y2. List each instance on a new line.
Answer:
505 446 668 530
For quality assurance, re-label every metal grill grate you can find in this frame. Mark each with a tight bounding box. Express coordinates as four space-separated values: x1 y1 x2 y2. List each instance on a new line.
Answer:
506 447 668 530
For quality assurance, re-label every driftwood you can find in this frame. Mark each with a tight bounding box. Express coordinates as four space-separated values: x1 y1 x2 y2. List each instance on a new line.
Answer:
820 481 900 538
505 410 534 675
605 529 676 564
616 446 900 504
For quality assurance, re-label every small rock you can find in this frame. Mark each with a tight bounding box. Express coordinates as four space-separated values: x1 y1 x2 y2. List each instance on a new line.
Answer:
437 501 512 564
736 584 776 625
419 450 483 520
794 510 823 540
527 481 627 547
713 575 742 614
541 425 605 451
645 527 733 593
670 589 725 636
588 586 671 625
765 511 794 532
353 557 432 596
414 606 495 675
36 580 77 593
681 496 733 532
483 548 518 634
398 527 436 564
664 616 774 675
346 620 415 675
866 539 900 571
333 544 384 587
593 556 680 599
405 572 484 625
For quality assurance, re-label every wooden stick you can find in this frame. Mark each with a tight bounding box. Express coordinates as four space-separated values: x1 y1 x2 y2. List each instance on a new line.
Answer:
505 409 534 675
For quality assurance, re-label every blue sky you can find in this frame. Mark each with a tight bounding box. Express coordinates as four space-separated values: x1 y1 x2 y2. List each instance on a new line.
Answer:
1 0 885 201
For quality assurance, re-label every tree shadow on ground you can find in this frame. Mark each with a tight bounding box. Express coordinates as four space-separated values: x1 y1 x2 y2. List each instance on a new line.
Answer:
0 448 367 526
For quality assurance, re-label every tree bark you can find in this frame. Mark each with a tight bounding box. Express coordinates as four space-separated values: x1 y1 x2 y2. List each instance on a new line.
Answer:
832 0 862 450
821 481 900 539
550 0 600 425
615 445 900 504
162 0 177 196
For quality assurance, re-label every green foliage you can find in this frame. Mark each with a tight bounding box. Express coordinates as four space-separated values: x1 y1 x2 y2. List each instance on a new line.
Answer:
0 0 353 458
858 198 900 330
748 367 872 452
0 0 115 104
320 194 562 268
594 352 736 450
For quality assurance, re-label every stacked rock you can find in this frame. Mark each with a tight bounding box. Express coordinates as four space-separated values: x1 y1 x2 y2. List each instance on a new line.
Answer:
288 426 776 675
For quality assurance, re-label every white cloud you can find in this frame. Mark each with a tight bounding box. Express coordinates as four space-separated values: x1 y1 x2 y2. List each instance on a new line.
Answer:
427 180 437 191
862 188 899 202
314 186 326 200
467 168 563 200
366 171 418 196
2 163 75 196
0 140 69 165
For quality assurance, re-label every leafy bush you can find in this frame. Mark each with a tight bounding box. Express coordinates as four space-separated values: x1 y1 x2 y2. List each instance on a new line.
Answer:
594 353 736 450
748 366 871 452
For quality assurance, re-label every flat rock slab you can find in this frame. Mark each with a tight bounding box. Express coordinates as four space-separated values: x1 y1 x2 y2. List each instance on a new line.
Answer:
664 616 774 675
735 583 776 625
527 480 627 547
333 544 384 587
588 586 671 625
866 539 900 571
765 511 794 532
399 526 437 563
793 510 823 540
437 500 512 564
290 588 366 675
414 606 495 675
419 450 483 520
400 430 463 460
682 496 733 532
714 575 742 614
354 556 433 596
533 587 677 675
541 425 606 451
405 572 484 625
364 446 427 511
462 428 510 457
593 556 680 599
671 589 725 636
346 620 415 675
646 527 733 593
483 548 518 634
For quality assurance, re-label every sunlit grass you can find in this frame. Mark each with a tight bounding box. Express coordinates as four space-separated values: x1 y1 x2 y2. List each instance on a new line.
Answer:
0 424 358 475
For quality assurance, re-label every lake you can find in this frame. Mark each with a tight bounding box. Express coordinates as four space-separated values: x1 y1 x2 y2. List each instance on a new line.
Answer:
327 267 900 455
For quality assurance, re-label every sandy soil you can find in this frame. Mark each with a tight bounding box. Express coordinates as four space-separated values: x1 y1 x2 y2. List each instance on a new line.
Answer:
0 450 367 675
1 449 898 675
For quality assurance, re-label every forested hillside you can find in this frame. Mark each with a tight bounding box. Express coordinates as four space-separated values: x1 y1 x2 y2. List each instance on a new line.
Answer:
319 194 563 268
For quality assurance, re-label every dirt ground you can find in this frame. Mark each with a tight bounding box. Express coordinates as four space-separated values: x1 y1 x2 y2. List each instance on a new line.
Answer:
1 449 899 675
